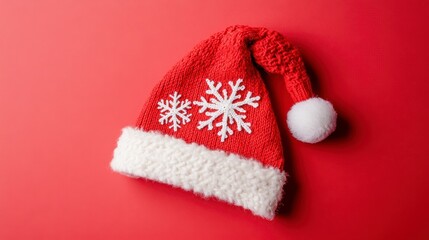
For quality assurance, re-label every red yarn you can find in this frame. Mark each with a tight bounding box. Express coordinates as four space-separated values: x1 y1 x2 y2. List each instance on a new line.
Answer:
136 25 314 169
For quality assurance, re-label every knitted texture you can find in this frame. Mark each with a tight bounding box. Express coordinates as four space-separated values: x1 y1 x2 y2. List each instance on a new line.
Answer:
111 25 336 219
136 25 314 169
111 127 286 219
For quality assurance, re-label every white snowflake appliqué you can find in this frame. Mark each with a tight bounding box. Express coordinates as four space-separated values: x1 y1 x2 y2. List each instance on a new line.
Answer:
157 92 192 132
193 78 260 142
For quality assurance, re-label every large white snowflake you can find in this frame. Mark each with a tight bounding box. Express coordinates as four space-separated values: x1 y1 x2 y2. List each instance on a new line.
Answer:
193 78 260 142
157 91 192 132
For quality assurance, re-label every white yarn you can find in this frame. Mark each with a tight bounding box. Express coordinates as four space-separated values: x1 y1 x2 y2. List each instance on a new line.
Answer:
287 97 337 143
111 127 286 220
157 91 192 131
193 78 260 142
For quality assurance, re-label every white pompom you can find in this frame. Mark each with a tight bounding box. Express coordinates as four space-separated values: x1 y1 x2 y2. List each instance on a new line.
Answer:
287 97 337 143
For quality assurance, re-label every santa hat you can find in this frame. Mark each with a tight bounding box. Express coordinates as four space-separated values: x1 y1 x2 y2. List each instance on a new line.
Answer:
110 25 336 220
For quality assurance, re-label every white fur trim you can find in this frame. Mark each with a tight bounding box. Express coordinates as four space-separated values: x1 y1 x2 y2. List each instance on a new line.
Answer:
287 97 337 143
110 127 286 220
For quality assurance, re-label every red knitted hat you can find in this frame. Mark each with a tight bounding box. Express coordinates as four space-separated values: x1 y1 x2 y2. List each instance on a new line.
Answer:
111 25 336 220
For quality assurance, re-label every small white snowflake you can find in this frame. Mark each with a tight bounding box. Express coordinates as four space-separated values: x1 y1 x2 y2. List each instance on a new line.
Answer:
157 92 192 131
193 78 260 142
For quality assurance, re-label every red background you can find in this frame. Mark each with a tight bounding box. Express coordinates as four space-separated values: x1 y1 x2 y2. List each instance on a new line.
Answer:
1 1 428 239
